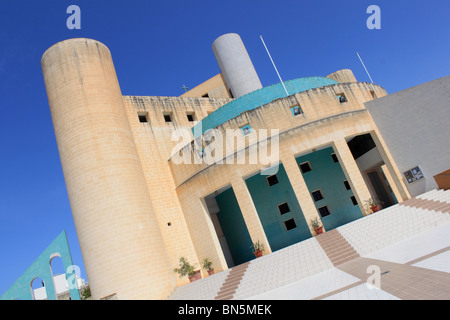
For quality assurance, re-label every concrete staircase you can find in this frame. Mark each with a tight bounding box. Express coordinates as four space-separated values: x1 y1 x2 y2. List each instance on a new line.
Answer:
315 229 360 266
214 262 250 300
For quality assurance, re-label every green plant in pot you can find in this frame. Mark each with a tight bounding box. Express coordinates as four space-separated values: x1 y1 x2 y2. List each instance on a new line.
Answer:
173 257 201 282
364 198 381 214
202 258 215 276
250 240 265 258
310 217 324 235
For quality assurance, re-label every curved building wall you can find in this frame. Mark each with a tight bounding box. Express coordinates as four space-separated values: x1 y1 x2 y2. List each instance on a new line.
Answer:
41 39 175 299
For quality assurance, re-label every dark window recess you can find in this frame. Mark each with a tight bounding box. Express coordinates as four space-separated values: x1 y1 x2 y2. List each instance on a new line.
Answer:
187 114 195 122
344 180 351 190
318 206 331 218
299 162 312 173
278 203 290 215
337 93 347 103
312 190 324 202
202 93 209 98
347 134 376 159
164 114 172 122
267 174 279 186
284 218 297 231
331 153 339 163
138 115 148 123
351 196 358 206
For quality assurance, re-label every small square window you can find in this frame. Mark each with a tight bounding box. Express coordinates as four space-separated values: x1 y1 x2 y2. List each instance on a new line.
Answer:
138 114 148 123
318 206 331 218
344 180 351 190
240 124 252 136
312 190 324 202
299 162 312 173
164 114 172 122
290 105 302 116
278 202 290 215
266 174 279 186
331 153 339 163
370 90 376 99
284 218 297 231
350 196 358 206
336 93 347 103
187 113 195 122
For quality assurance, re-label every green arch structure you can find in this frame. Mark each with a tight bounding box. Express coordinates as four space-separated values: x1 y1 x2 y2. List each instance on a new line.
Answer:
1 230 81 300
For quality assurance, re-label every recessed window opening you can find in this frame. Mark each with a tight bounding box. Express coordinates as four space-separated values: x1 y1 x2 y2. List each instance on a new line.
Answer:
138 113 148 123
290 105 302 116
284 218 297 231
336 93 347 103
187 113 195 122
202 93 209 98
344 180 351 190
370 90 376 99
318 206 331 218
266 174 279 186
331 153 339 163
312 190 324 202
240 124 252 136
164 113 172 123
278 202 290 215
350 196 358 206
299 161 312 173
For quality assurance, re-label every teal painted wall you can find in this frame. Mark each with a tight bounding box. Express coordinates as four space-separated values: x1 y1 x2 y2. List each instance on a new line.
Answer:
215 188 254 266
192 77 338 138
296 147 363 230
1 230 81 300
245 164 311 252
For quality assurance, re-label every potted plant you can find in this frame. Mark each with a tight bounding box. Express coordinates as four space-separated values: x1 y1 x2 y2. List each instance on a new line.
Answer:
173 257 201 283
202 258 215 276
310 217 324 235
250 240 265 258
364 198 381 214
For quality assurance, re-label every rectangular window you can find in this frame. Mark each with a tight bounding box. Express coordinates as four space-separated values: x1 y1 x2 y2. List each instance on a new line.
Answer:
240 124 252 136
266 174 279 186
318 206 331 218
344 180 351 190
164 113 172 123
312 190 324 202
138 113 148 123
278 202 290 215
290 105 302 116
331 153 339 163
299 161 312 174
284 218 297 231
351 196 358 206
187 113 195 122
336 93 347 103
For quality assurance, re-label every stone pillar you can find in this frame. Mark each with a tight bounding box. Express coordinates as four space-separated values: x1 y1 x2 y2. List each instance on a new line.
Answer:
230 175 271 254
41 38 175 299
332 138 373 215
280 154 323 234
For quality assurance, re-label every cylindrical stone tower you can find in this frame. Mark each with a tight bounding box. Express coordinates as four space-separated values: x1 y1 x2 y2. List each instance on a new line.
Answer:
212 33 262 98
41 38 175 300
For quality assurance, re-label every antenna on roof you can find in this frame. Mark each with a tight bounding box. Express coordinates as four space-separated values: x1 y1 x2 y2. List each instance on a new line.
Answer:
356 52 374 84
260 35 289 96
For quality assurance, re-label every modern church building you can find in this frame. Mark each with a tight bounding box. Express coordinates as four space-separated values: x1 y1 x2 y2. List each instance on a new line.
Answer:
40 33 415 300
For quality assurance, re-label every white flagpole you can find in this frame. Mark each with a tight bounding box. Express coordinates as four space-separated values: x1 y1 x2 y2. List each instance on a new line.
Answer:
260 35 289 96
356 52 374 84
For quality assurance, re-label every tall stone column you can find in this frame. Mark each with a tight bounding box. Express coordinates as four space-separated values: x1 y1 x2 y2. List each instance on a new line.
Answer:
41 38 175 299
230 176 271 254
332 138 373 215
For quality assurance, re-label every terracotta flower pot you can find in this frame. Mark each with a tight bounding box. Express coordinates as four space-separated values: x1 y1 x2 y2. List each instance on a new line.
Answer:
188 270 201 282
254 249 263 258
207 269 215 276
315 226 324 235
371 205 381 213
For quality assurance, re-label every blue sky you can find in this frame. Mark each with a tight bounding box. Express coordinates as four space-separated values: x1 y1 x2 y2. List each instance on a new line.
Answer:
0 0 449 295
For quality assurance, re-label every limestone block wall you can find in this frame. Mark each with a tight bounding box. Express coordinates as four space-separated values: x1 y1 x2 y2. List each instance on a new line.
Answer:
42 38 175 299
